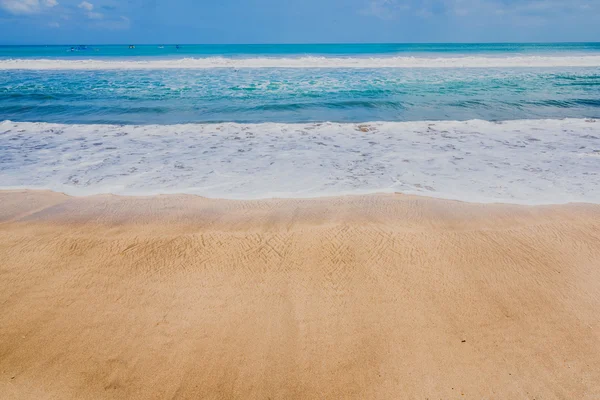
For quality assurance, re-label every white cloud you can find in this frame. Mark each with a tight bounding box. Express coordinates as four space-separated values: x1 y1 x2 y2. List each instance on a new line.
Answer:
78 1 103 19
47 20 59 27
0 0 39 14
0 0 57 15
78 1 93 11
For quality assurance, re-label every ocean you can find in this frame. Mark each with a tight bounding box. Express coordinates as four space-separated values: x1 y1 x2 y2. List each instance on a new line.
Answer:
1 43 599 203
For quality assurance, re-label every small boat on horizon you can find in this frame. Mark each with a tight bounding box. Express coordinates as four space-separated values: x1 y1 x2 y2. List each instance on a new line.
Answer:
68 45 89 52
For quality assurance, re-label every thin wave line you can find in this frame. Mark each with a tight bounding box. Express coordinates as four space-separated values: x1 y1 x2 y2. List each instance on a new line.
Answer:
2 56 600 70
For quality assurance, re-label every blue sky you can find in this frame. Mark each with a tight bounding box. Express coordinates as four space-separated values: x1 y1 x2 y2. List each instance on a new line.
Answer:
1 0 600 44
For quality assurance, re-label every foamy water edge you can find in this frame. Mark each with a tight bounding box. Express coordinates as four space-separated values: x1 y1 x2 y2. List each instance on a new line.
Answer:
3 56 600 69
1 118 599 204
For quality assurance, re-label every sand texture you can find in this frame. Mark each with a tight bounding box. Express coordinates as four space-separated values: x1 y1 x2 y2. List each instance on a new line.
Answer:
1 190 600 399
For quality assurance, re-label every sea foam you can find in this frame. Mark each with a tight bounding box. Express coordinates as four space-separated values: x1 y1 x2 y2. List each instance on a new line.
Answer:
2 56 600 70
1 119 599 204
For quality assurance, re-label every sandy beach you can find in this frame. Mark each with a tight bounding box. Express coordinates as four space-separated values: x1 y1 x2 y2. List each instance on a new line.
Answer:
1 189 600 399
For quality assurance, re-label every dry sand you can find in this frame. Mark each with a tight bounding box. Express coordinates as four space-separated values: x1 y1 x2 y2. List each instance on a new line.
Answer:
1 190 600 399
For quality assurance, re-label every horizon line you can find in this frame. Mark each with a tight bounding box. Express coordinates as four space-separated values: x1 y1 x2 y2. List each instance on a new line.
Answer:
1 41 600 47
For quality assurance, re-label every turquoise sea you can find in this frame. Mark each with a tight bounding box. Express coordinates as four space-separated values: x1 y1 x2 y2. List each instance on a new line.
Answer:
1 43 600 203
2 42 600 58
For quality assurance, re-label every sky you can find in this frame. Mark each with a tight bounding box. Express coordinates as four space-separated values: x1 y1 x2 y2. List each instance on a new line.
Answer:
1 0 600 44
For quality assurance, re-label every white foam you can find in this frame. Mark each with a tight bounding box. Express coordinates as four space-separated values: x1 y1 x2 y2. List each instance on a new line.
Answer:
1 118 599 204
2 56 600 70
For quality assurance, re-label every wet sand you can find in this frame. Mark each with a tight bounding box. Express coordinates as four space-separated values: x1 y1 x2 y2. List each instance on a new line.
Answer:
1 190 600 399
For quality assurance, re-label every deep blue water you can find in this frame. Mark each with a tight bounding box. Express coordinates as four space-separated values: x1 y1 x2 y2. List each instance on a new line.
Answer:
0 43 599 124
1 68 599 124
1 43 600 59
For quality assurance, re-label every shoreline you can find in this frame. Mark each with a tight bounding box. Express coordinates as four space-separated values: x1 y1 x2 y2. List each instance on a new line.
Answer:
5 186 594 207
1 189 599 220
2 190 600 398
0 187 598 207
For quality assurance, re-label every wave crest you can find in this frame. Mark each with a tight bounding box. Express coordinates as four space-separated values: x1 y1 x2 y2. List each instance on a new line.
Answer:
2 56 600 70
